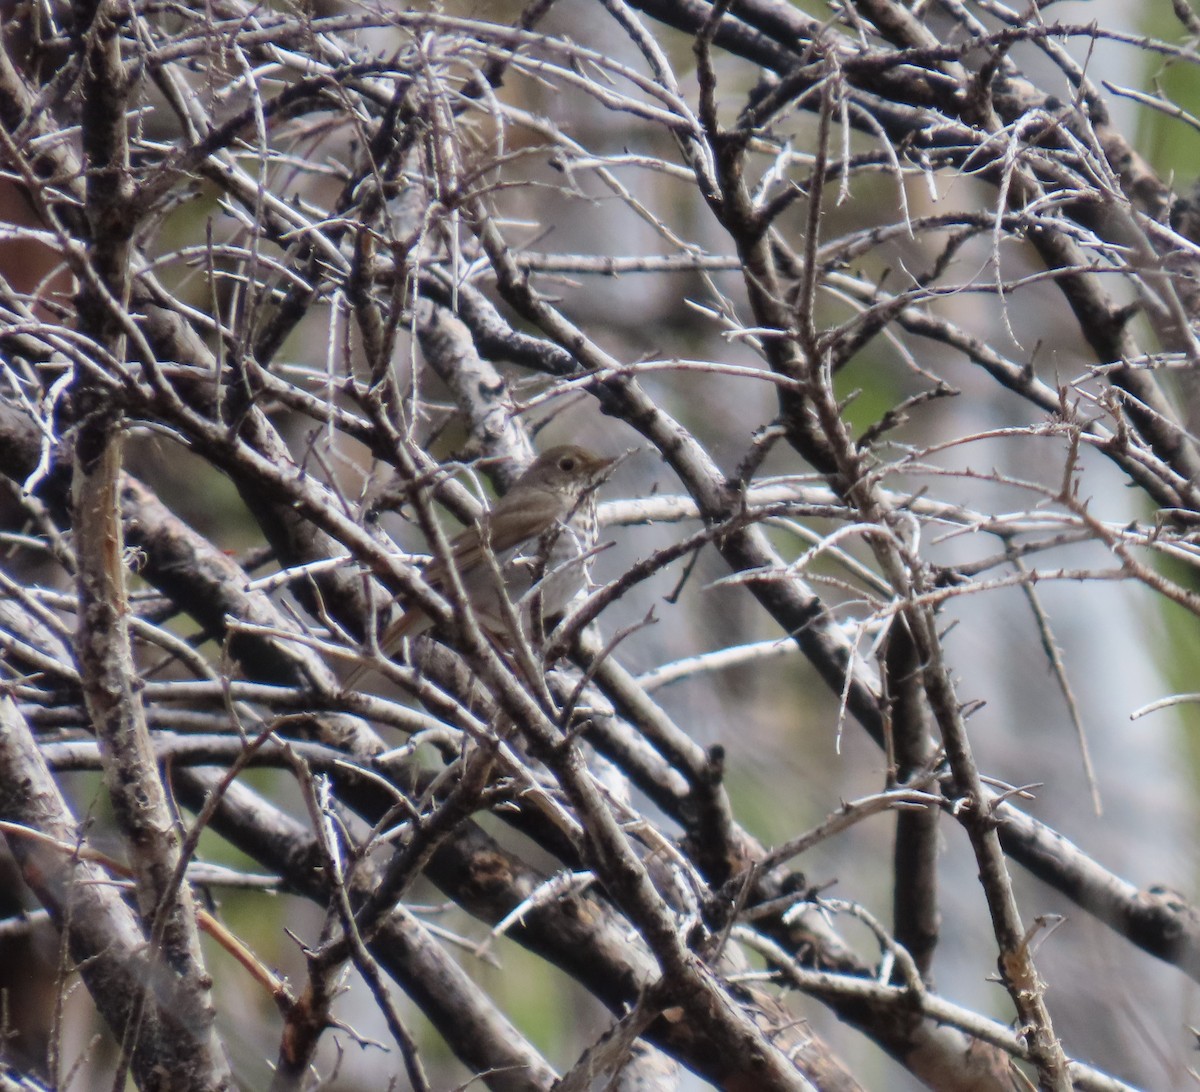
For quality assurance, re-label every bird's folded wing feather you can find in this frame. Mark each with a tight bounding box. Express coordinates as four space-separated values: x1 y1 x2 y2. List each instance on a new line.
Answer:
424 490 564 586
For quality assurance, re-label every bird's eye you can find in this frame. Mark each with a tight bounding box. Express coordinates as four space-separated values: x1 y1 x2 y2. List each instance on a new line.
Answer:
559 455 577 472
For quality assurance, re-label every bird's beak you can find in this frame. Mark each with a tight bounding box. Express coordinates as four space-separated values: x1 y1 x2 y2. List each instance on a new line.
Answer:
594 450 629 480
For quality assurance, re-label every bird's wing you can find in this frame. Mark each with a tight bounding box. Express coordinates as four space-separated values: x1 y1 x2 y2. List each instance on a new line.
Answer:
424 490 563 585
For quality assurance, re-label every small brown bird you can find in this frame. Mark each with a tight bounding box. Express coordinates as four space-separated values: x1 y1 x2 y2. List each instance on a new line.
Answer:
349 445 615 682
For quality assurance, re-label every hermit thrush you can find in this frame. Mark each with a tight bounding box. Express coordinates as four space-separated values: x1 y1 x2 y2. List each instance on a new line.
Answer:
351 446 614 680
